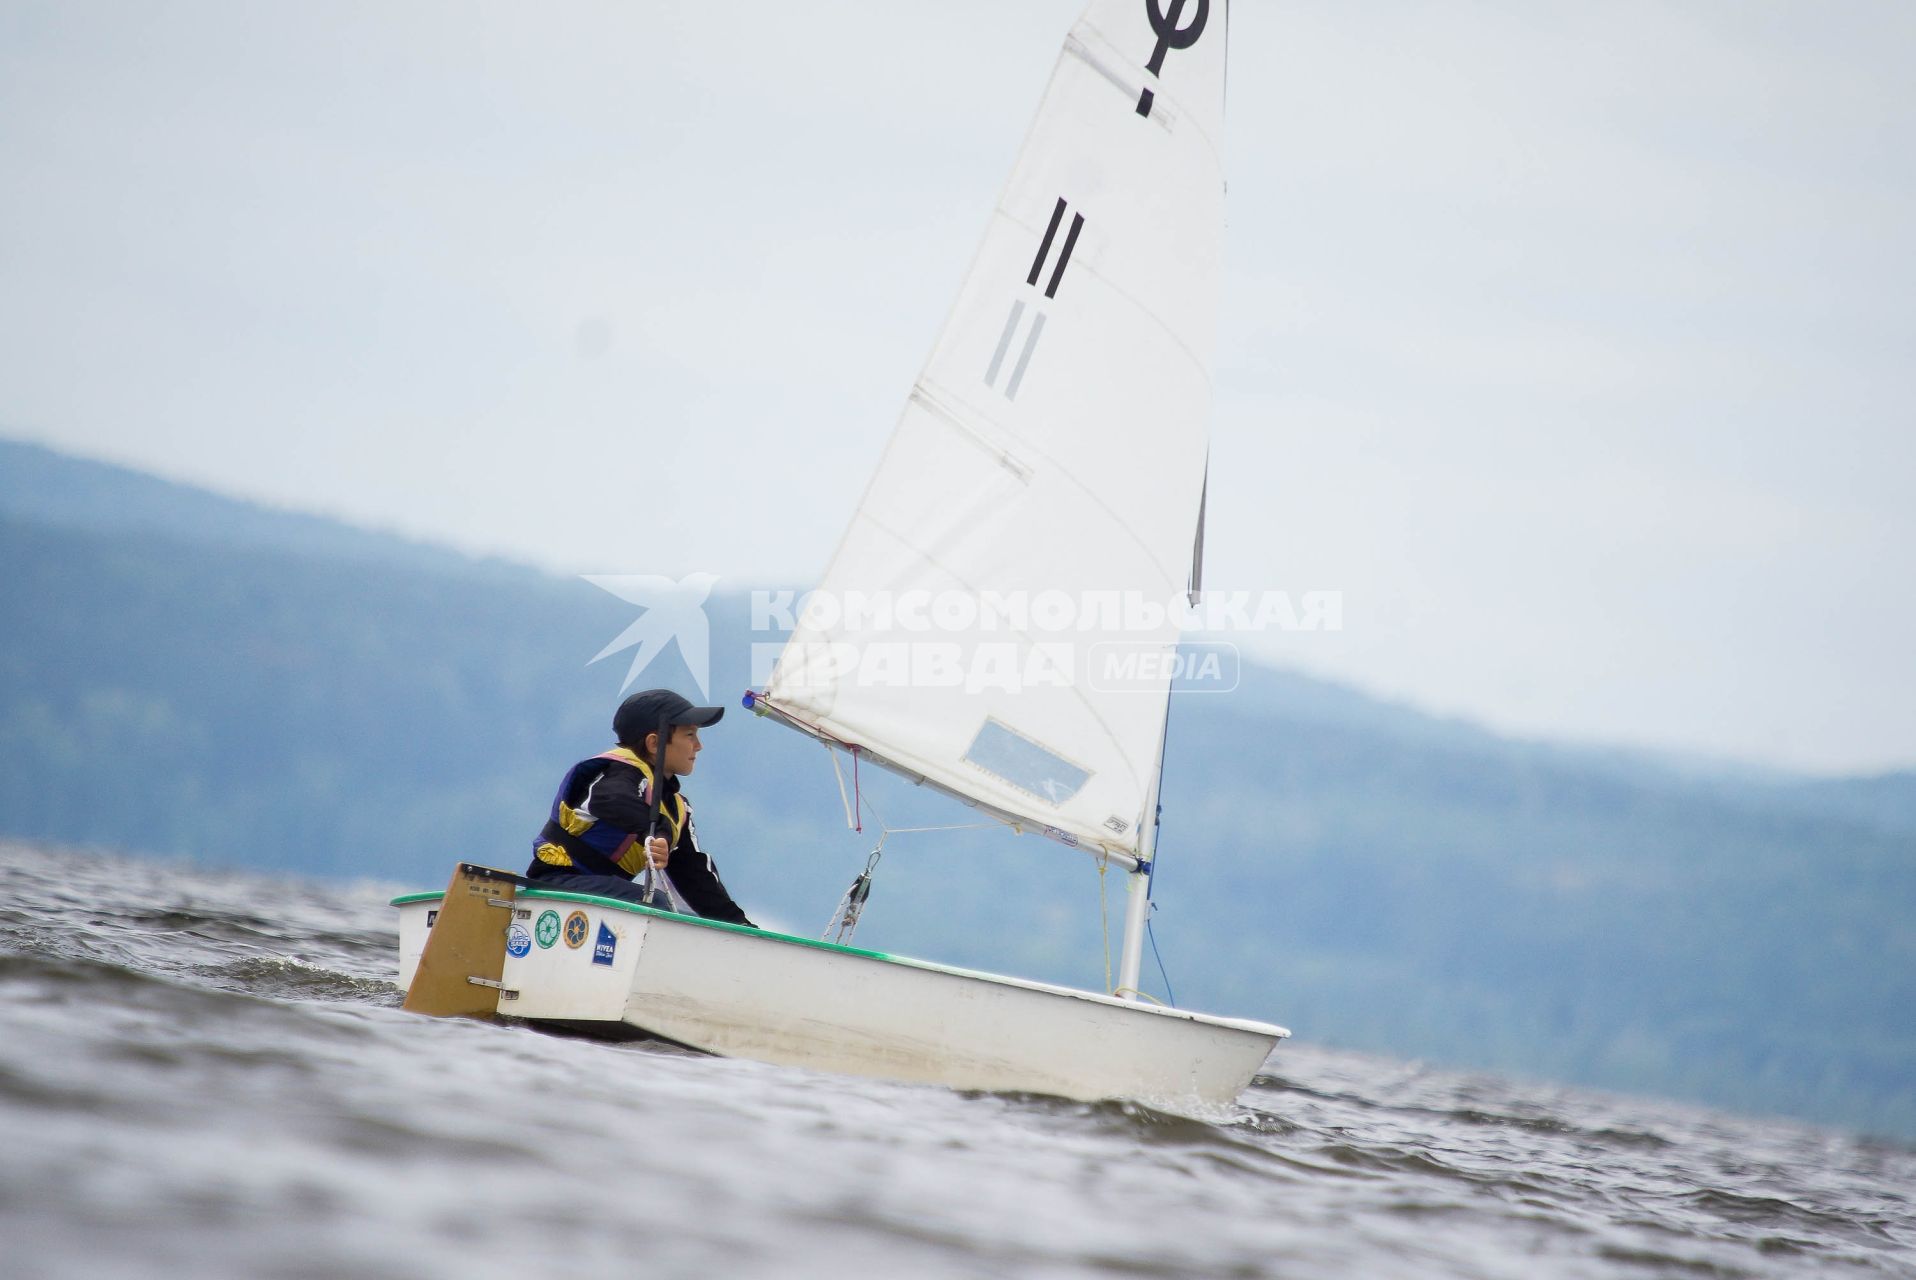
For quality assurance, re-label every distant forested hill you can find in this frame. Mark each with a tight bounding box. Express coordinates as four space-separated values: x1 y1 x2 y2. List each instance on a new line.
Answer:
1 437 1911 1139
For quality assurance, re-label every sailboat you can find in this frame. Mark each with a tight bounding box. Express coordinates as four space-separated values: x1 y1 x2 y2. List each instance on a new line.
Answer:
393 0 1288 1107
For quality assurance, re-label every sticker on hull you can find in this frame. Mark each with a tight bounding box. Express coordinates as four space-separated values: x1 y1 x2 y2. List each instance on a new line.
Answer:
564 910 590 949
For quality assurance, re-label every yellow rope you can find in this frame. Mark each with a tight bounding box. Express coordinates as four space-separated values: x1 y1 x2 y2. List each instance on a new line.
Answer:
1111 986 1167 1006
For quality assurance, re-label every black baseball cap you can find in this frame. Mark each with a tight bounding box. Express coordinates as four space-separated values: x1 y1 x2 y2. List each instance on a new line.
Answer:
613 689 725 747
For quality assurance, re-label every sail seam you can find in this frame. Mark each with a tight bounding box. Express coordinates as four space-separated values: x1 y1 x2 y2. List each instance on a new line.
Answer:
916 371 1205 596
1062 29 1225 171
908 384 1033 483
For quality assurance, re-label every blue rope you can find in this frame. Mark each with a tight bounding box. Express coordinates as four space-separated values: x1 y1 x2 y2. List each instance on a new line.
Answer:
1142 629 1190 1008
1146 906 1177 1008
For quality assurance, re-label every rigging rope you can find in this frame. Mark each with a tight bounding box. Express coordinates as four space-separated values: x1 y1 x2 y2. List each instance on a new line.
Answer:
824 842 883 943
1147 907 1178 1008
825 741 858 832
819 744 992 943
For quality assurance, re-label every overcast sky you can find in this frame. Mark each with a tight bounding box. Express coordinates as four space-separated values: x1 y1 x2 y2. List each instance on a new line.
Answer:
2 1 1911 774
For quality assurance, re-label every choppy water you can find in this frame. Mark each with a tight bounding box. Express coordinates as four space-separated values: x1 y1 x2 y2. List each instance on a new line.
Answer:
2 841 1911 1279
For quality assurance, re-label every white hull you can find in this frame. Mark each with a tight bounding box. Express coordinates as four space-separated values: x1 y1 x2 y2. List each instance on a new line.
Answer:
395 888 1286 1108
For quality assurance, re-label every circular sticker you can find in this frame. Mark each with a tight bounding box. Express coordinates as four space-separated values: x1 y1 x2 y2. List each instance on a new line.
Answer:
505 923 532 958
563 910 590 949
534 909 561 949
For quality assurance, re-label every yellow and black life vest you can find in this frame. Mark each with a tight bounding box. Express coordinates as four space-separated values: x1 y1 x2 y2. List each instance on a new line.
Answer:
531 747 688 878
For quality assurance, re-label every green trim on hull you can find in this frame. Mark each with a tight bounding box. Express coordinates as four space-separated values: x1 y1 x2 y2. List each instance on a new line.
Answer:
391 886 899 963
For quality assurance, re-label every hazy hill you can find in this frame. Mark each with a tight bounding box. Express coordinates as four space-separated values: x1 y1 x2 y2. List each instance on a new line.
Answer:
1 438 1910 1139
0 439 504 578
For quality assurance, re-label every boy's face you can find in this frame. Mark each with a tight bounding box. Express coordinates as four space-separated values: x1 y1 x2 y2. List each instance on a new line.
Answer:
652 724 703 776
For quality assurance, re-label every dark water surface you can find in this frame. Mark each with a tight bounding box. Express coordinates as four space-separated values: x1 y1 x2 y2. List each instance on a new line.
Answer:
2 841 1911 1279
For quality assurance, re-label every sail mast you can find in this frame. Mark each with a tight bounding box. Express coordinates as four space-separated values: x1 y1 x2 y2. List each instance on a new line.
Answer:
1117 438 1212 994
1115 708 1167 999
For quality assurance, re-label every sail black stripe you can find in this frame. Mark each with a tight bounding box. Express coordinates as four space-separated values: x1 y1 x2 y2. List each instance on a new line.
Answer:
1028 198 1068 287
1045 213 1084 299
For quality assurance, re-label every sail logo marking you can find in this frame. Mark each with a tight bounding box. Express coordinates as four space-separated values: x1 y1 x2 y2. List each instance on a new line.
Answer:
984 197 1083 401
1027 197 1085 299
1137 0 1209 118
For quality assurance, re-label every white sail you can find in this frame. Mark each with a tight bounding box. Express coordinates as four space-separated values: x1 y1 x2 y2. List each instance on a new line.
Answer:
759 0 1228 860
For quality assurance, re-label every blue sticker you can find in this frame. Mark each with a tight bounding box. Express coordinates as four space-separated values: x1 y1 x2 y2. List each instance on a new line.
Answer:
506 923 532 957
592 921 618 967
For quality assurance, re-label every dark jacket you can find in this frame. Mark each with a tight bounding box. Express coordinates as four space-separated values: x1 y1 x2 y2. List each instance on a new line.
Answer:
528 751 754 927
